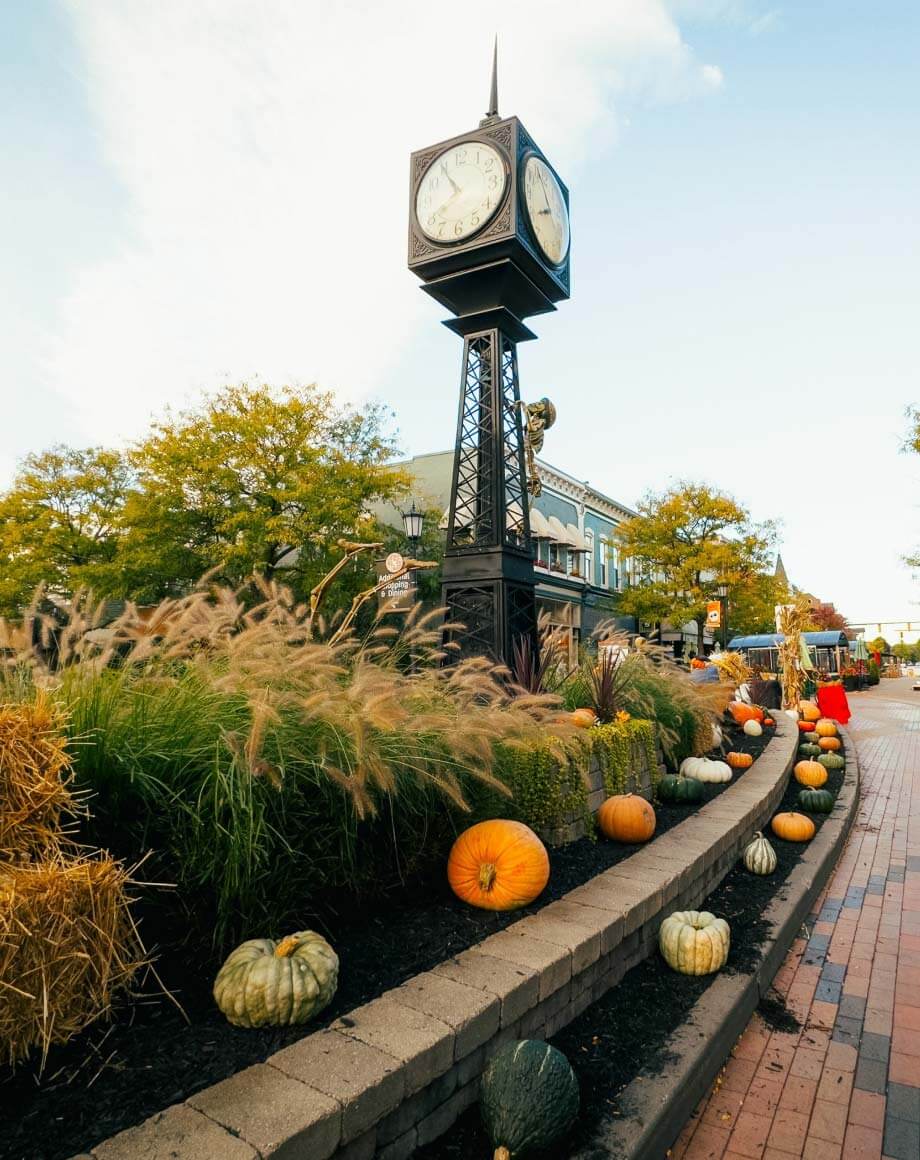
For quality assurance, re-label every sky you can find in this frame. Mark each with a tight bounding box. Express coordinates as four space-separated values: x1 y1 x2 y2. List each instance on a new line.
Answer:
3 1 919 628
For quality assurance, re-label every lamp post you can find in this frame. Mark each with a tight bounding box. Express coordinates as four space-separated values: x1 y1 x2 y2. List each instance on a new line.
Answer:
400 500 424 555
717 581 729 652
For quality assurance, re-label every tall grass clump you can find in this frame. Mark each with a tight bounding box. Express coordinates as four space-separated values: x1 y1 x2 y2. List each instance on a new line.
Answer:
1 586 562 949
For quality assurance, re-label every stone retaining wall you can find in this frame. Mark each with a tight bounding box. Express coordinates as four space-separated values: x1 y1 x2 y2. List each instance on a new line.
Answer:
80 717 797 1160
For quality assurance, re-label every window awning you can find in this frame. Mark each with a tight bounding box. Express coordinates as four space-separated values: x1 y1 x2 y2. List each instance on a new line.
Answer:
546 514 578 546
529 507 553 539
566 522 589 552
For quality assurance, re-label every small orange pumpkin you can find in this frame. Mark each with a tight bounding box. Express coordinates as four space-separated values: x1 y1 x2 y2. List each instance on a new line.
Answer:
597 793 656 844
447 820 550 911
771 811 816 842
798 721 816 733
798 701 821 722
818 736 841 752
815 719 837 738
794 759 828 788
726 751 753 770
570 708 597 729
764 718 775 727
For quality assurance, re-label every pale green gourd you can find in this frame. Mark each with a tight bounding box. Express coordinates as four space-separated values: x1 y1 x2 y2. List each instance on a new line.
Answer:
213 930 338 1028
659 910 730 975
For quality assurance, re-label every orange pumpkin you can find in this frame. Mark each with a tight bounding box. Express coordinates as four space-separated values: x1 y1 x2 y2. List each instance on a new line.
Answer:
798 701 821 722
815 719 837 738
818 736 841 752
794 759 828 788
447 820 550 911
764 718 775 727
570 708 597 729
597 793 656 844
729 703 764 725
726 751 753 770
798 721 816 733
771 811 816 842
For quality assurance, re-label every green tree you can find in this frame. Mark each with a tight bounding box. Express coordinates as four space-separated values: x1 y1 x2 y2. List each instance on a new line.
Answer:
726 570 790 636
867 635 890 655
615 482 776 653
0 446 131 617
100 383 410 602
907 406 920 570
892 642 920 663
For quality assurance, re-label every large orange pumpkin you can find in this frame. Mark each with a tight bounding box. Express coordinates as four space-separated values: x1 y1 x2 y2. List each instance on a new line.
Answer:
597 793 656 844
794 760 828 788
570 708 597 729
726 751 753 770
729 703 764 725
447 820 550 911
815 719 837 738
798 721 816 734
771 812 815 842
798 701 821 722
818 736 841 752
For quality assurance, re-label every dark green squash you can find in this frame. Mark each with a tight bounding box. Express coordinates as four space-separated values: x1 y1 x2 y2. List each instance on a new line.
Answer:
656 774 703 804
798 788 835 814
798 743 821 758
818 752 845 770
480 1040 579 1159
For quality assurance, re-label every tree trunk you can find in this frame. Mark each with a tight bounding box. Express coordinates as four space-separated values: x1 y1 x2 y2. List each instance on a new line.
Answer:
697 616 705 657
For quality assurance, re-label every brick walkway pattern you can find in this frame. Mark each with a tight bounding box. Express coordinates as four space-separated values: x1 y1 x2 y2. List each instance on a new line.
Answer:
670 678 920 1160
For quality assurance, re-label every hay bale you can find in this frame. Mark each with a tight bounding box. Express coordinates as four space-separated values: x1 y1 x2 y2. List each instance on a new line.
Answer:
0 853 146 1068
0 693 78 859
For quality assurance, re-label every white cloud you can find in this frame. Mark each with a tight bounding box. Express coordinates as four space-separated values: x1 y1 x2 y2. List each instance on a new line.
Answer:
48 1 725 446
701 63 725 87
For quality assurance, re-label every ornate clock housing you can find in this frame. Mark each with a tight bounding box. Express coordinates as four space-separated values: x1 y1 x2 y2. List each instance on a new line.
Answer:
408 115 570 341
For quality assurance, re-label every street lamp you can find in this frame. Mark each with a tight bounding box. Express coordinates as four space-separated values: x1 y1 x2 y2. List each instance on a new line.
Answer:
401 500 424 553
717 581 729 651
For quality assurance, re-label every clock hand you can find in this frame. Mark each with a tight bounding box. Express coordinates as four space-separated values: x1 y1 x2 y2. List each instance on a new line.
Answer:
440 162 460 195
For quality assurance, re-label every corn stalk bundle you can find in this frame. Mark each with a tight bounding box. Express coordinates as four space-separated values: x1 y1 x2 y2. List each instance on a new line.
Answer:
776 598 810 709
707 651 752 687
0 853 146 1069
0 693 78 861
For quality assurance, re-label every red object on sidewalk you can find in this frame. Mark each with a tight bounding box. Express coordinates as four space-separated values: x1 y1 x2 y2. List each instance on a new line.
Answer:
816 683 851 723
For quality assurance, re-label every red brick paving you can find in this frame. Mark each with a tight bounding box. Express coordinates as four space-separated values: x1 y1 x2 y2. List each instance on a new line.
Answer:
669 679 920 1160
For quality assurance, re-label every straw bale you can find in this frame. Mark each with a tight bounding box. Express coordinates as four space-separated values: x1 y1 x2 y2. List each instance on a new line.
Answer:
0 852 146 1068
0 693 78 859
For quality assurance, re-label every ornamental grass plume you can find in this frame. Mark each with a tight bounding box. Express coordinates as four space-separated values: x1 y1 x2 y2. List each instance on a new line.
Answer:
0 852 146 1070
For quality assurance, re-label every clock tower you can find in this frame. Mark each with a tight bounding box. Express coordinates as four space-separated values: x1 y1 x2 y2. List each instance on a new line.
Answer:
407 43 571 665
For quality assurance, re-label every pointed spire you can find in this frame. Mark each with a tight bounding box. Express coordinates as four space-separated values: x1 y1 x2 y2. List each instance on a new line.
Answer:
480 36 500 126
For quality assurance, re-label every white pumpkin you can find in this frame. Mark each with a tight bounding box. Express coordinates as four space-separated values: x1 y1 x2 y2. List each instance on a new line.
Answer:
743 831 777 876
679 756 732 783
785 709 800 721
743 719 763 737
659 910 731 975
711 722 723 747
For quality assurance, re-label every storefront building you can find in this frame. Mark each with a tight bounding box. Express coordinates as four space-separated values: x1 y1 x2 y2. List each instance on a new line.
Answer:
377 450 638 664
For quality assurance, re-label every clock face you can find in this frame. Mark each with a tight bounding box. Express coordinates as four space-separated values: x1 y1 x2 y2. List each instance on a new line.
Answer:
415 141 507 243
523 155 570 266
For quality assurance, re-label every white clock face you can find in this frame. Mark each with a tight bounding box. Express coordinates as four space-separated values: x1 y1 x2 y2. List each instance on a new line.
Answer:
416 141 507 243
523 155 570 266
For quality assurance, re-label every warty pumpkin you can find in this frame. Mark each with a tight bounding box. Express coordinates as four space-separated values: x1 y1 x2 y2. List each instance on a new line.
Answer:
794 759 828 788
659 910 730 975
818 752 845 771
213 931 338 1028
743 831 777 875
771 811 815 842
570 708 597 729
597 793 656 843
726 751 753 770
798 701 821 722
447 820 550 911
480 1040 579 1160
815 719 838 738
818 736 841 751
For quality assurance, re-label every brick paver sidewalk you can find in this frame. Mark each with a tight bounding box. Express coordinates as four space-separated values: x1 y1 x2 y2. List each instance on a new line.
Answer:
670 678 920 1160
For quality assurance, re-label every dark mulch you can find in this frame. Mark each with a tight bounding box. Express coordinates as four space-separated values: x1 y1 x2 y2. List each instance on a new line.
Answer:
0 722 775 1160
420 744 845 1160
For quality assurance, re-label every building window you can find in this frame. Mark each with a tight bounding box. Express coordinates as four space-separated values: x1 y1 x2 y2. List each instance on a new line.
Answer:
585 529 594 584
599 537 608 587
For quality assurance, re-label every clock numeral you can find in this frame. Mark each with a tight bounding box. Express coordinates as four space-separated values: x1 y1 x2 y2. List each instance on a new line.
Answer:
455 148 466 164
488 174 498 190
454 221 464 237
470 212 479 228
